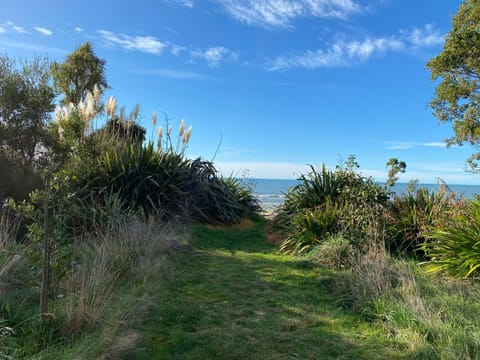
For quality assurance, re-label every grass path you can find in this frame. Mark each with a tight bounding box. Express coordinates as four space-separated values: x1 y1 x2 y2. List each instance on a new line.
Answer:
135 216 406 359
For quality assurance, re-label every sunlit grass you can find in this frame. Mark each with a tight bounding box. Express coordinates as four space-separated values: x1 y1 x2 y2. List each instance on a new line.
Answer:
137 217 406 359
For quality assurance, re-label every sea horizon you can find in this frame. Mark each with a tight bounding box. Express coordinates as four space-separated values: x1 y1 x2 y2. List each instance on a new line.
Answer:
241 178 480 211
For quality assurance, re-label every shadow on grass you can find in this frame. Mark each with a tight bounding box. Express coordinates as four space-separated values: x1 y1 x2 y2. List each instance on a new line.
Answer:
134 218 420 359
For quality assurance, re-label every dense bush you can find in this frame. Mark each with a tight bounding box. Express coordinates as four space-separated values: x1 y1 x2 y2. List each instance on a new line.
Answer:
73 142 257 225
387 186 464 256
422 195 480 278
274 162 390 254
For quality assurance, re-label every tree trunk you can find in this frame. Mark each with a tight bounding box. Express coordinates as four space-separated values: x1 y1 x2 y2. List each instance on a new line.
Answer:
39 191 49 320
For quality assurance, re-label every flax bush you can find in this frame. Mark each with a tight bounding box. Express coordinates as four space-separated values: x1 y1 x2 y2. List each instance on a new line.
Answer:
274 160 390 255
387 186 464 256
422 195 480 278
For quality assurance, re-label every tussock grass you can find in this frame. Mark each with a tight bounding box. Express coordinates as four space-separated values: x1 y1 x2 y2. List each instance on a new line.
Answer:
336 244 480 359
61 219 177 335
0 218 180 359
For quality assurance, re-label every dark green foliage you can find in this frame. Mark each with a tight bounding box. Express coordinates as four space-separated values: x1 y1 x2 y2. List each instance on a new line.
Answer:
220 176 261 214
387 186 462 256
422 195 480 278
75 142 257 225
386 158 407 187
0 55 55 202
101 117 146 144
427 0 480 170
274 162 390 254
51 42 107 105
0 151 43 203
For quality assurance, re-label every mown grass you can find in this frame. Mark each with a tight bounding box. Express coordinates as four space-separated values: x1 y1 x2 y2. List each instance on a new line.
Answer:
135 216 417 359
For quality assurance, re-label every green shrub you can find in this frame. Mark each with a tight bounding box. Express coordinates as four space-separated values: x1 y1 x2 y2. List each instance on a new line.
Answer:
312 235 354 270
279 201 340 254
274 161 390 254
388 186 463 256
422 195 480 278
75 142 256 225
220 176 260 214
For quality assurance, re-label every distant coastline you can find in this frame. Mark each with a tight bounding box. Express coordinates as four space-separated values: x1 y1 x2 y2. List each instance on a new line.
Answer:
242 178 480 211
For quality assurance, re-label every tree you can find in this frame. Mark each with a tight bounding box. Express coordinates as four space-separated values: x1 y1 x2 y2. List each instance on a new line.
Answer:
51 42 108 106
386 158 406 187
427 0 480 171
0 55 55 201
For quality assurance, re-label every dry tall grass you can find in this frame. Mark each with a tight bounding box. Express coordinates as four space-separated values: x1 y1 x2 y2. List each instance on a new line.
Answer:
61 219 179 336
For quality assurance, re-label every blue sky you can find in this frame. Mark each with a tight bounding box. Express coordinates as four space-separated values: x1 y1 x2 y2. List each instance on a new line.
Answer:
1 0 478 184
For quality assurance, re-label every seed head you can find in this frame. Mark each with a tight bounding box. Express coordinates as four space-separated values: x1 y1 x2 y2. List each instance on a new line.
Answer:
93 84 101 103
179 118 185 136
85 92 95 121
183 125 192 144
58 124 65 139
105 96 117 118
54 106 62 122
152 111 157 126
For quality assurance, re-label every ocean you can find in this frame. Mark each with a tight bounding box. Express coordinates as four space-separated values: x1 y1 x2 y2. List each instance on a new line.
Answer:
242 178 480 212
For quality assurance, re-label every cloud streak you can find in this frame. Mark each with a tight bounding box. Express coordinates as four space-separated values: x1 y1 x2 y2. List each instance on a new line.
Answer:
98 30 167 54
0 38 67 54
269 24 444 70
132 68 212 80
215 0 362 28
34 27 53 36
98 29 235 67
0 21 28 34
166 0 194 8
384 141 446 150
191 46 238 67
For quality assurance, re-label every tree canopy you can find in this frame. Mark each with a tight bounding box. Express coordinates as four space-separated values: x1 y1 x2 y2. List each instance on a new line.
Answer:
0 55 55 201
427 0 480 170
0 55 55 165
52 42 108 106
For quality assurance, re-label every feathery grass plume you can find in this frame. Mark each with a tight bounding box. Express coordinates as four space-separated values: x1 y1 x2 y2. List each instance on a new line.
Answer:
58 124 65 140
179 118 185 136
157 126 163 148
105 96 117 118
54 106 62 122
167 125 173 136
85 91 96 121
182 125 192 144
93 84 101 104
129 103 140 121
151 111 157 126
77 99 86 119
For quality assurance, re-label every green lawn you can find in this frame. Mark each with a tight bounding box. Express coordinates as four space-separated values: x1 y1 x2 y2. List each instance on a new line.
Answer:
134 216 411 359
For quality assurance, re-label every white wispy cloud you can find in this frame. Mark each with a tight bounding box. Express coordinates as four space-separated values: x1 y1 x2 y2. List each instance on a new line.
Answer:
74 27 83 33
269 35 403 70
216 161 479 184
34 27 53 36
269 24 443 70
215 0 362 28
132 68 211 80
167 0 194 8
0 27 6 34
385 141 446 150
216 161 311 179
406 24 444 48
191 46 238 67
3 21 28 34
98 30 167 54
0 38 67 54
168 42 187 56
